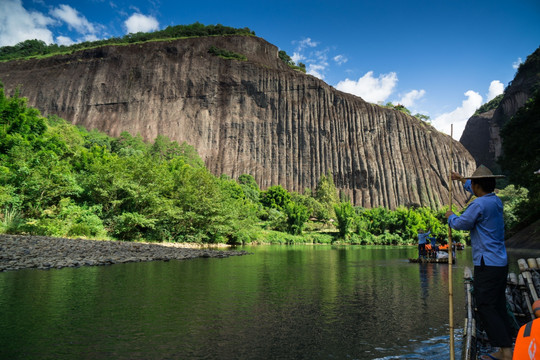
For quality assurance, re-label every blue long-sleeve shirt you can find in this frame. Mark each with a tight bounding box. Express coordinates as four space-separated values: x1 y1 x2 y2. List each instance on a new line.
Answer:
447 180 507 266
418 230 431 245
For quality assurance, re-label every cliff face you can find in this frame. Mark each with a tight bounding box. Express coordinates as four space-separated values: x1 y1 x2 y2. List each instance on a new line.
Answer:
459 109 497 168
460 46 540 170
0 35 475 209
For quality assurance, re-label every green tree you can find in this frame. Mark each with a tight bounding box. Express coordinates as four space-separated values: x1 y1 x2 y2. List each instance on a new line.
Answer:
500 91 540 224
111 131 148 156
497 184 529 233
284 201 309 235
291 191 326 220
334 202 356 238
260 185 291 210
414 113 431 123
0 83 261 243
315 172 339 218
238 174 260 203
278 50 294 66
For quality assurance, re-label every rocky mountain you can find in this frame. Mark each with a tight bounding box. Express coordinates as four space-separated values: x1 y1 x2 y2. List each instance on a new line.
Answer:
0 35 475 209
460 46 540 170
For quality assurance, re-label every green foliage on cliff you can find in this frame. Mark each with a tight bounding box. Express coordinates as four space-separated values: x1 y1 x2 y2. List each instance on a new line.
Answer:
383 102 431 123
208 46 247 61
473 94 503 116
278 50 306 73
499 90 540 228
0 22 255 61
511 46 540 88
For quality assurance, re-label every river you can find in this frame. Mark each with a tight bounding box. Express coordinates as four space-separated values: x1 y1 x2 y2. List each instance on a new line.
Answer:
0 245 538 359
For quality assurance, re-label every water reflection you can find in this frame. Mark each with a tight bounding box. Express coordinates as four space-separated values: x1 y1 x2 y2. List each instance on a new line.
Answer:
0 245 539 359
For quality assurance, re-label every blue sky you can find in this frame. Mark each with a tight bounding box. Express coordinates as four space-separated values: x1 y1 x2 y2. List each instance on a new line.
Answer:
1 0 539 139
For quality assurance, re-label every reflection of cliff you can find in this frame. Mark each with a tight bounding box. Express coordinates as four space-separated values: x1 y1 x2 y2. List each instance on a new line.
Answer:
0 35 474 208
460 46 540 170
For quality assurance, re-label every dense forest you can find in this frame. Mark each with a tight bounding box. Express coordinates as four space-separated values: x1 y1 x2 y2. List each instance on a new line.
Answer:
0 83 533 245
500 89 540 233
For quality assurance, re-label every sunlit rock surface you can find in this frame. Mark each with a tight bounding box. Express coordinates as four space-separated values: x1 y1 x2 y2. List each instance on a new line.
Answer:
0 35 475 208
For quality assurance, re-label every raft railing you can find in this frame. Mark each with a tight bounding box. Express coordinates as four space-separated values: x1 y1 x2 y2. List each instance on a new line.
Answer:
462 257 540 360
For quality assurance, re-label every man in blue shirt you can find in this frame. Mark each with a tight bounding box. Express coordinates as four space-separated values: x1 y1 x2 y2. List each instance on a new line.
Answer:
417 228 431 259
446 165 513 360
428 234 439 258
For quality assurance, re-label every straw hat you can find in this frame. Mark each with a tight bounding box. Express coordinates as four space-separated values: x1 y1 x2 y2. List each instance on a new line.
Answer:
464 165 505 179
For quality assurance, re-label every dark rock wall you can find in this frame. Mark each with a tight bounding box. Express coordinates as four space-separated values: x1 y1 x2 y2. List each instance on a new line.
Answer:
460 46 540 170
0 35 475 209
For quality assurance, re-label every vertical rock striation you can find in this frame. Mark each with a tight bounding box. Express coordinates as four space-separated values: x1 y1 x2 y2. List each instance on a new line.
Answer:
0 35 475 208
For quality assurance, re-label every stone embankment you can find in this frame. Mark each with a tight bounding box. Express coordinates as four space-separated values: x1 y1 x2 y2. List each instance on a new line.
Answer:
0 235 251 272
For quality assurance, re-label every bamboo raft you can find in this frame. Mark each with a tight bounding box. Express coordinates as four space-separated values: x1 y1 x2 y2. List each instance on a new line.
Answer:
408 244 457 264
408 256 456 264
462 257 540 360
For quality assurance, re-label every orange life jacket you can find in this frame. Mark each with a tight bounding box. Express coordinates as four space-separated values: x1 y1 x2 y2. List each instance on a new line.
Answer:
514 318 540 359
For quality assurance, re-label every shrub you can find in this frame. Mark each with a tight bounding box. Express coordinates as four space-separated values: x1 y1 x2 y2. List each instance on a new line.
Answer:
284 201 309 235
306 233 334 244
208 46 247 61
334 202 356 238
232 228 259 244
266 208 287 232
110 212 156 240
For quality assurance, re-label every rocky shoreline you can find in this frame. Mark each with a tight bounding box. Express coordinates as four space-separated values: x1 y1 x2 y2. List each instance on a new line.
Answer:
0 235 251 272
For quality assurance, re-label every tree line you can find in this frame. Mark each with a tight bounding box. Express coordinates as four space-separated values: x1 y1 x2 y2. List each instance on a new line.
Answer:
0 83 532 245
0 23 255 62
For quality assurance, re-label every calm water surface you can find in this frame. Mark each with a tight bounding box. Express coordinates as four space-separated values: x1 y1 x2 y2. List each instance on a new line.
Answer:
0 245 538 359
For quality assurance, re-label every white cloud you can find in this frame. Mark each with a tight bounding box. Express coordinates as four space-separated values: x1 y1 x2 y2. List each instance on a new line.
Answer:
56 35 74 46
433 90 483 139
0 0 55 46
295 37 318 50
333 55 347 65
50 4 96 35
335 71 398 103
513 57 523 69
82 34 99 42
398 89 426 108
291 37 345 80
307 64 326 79
124 13 159 34
486 80 504 102
291 52 305 64
304 48 329 80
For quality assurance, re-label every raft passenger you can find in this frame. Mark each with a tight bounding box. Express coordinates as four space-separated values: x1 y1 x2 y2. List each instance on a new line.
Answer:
417 228 431 259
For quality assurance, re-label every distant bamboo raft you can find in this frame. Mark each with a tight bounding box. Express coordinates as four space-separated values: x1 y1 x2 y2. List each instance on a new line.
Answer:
408 257 455 264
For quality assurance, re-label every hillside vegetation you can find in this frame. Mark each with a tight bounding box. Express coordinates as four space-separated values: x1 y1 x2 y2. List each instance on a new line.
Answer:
0 23 254 61
500 90 540 233
0 22 306 73
1 83 499 245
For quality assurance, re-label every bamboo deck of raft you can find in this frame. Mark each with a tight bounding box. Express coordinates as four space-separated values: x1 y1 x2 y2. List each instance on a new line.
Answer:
462 257 540 360
408 257 456 264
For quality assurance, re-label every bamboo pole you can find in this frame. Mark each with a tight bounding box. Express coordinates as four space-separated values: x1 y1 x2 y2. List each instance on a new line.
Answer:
448 124 455 360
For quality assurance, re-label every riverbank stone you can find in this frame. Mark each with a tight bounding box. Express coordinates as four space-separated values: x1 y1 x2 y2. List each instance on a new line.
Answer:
0 234 251 272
